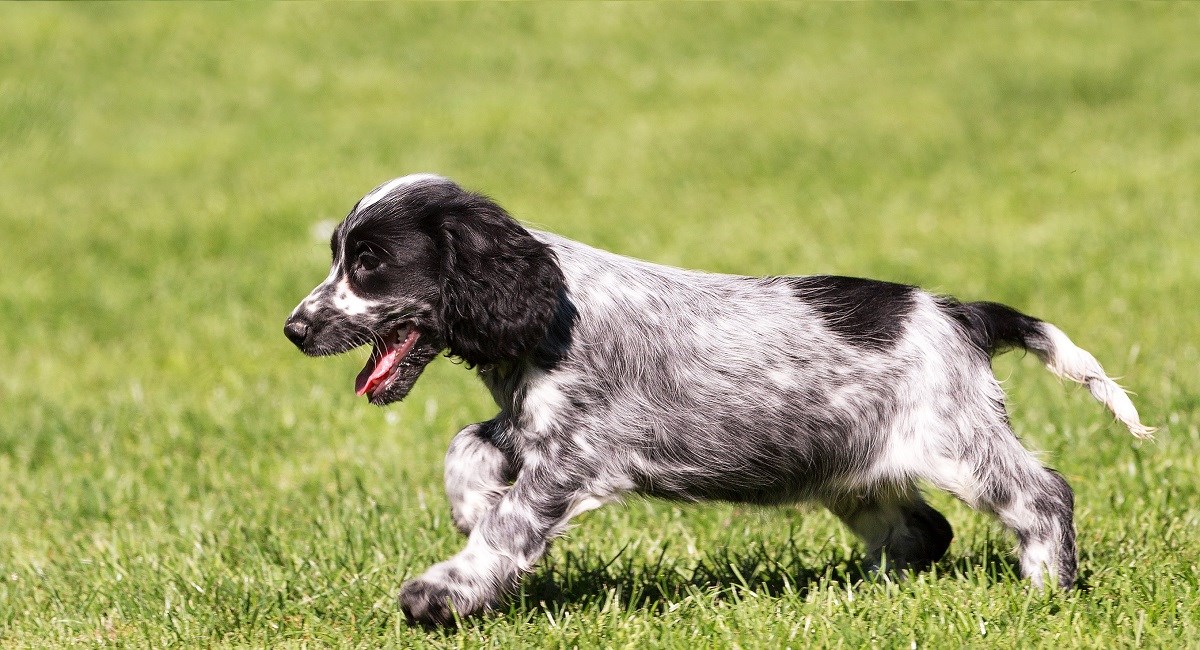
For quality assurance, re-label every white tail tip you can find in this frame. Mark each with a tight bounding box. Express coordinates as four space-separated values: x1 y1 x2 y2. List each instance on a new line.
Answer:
1036 325 1156 441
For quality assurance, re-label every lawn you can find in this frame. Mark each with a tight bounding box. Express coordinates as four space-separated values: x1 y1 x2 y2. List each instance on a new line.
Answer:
2 4 1198 648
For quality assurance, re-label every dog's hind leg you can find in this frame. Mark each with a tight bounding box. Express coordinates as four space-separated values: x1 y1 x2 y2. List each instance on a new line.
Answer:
444 421 515 535
826 484 954 574
922 427 1077 589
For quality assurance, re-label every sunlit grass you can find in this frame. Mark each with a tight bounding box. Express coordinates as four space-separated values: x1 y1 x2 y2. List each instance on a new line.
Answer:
1 4 1198 647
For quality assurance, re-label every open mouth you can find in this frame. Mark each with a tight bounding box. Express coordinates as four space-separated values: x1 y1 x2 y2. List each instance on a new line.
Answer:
355 324 421 399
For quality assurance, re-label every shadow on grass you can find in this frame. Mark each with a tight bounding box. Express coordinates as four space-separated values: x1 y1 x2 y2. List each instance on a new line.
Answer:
501 537 1032 621
516 541 854 614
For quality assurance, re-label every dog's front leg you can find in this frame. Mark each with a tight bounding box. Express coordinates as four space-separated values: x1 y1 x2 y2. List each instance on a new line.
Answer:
399 467 578 626
444 421 515 535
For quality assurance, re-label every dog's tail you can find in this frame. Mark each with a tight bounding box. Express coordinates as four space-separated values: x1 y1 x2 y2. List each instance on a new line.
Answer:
944 299 1155 439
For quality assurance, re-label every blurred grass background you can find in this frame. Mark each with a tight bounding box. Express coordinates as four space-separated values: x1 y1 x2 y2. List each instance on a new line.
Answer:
1 4 1198 647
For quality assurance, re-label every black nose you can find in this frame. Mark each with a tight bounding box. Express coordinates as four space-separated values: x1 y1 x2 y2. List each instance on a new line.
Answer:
284 317 310 348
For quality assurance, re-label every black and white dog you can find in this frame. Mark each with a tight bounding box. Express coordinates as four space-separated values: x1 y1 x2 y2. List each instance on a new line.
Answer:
284 174 1153 626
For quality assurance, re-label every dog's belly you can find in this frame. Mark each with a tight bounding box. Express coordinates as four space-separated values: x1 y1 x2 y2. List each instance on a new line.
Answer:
631 463 829 505
617 408 884 505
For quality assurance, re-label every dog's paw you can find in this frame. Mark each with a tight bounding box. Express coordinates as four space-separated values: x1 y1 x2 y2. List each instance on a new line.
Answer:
399 578 461 627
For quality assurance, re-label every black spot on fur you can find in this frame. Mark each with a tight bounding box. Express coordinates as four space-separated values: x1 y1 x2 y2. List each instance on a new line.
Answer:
939 298 1045 357
531 290 578 371
784 276 917 351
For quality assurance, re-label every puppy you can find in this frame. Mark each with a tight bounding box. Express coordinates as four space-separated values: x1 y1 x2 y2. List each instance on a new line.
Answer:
285 174 1153 626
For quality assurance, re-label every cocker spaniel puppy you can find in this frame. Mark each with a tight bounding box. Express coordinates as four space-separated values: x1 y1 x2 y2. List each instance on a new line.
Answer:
284 174 1153 626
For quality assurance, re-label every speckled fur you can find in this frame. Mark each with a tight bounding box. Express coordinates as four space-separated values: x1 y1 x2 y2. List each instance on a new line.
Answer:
284 175 1152 626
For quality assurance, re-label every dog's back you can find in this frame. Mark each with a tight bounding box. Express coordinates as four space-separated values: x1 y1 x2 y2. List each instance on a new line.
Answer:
512 233 1005 505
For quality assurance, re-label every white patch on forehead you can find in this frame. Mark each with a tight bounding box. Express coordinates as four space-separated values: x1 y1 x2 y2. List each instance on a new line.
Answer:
356 173 448 212
332 278 378 316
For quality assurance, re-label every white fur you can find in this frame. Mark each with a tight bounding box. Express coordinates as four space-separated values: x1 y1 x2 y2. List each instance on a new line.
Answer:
1033 325 1155 439
356 173 448 212
331 279 377 316
517 369 571 435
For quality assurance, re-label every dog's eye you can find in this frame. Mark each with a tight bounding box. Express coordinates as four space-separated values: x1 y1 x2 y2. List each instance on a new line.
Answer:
358 252 382 271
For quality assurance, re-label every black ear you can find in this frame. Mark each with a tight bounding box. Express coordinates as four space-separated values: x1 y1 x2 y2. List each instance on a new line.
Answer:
436 193 564 367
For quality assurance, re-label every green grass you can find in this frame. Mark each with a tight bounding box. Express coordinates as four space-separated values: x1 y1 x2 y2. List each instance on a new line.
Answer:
2 4 1199 647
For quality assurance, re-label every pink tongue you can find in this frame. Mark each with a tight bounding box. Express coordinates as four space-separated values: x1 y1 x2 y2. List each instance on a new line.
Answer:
355 347 401 396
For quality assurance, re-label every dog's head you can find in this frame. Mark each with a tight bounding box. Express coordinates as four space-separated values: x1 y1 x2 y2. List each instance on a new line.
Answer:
284 174 564 405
